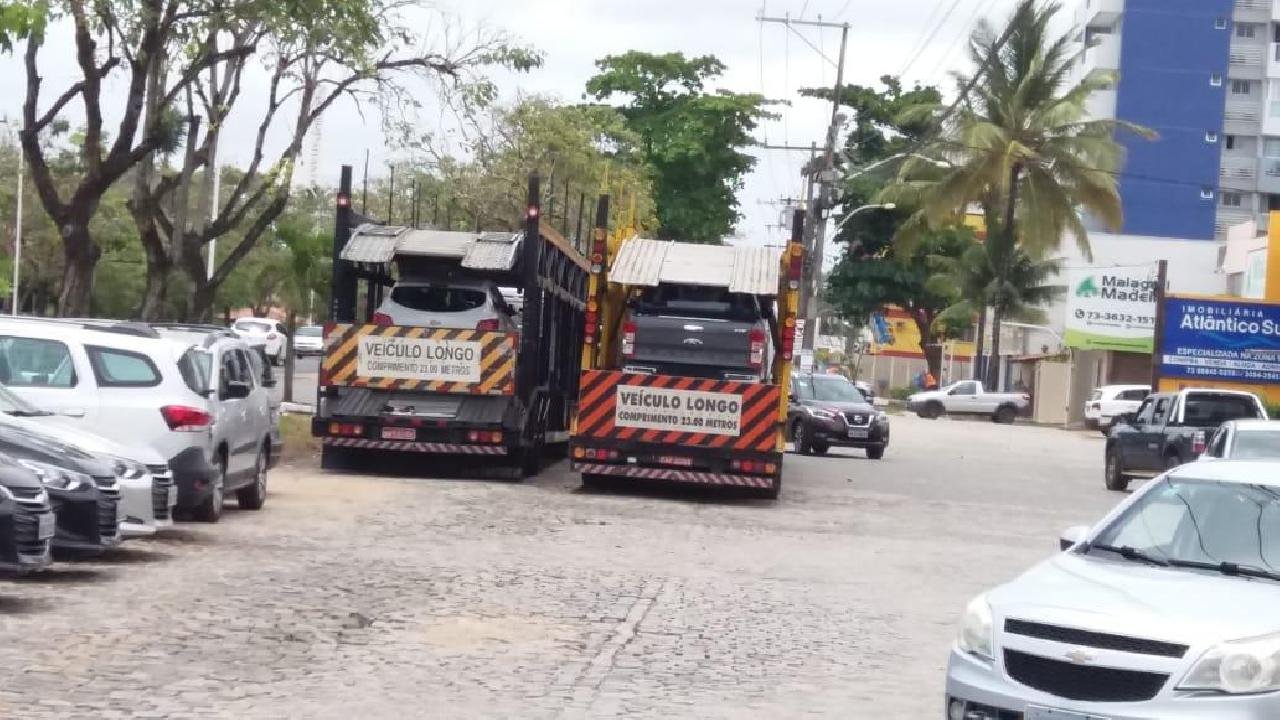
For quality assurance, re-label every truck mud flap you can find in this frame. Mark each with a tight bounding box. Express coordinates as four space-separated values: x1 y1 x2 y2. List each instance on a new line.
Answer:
573 462 776 489
322 437 509 455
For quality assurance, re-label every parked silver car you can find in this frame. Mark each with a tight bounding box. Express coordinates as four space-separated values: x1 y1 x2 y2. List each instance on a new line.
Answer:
1200 420 1280 461
947 461 1280 719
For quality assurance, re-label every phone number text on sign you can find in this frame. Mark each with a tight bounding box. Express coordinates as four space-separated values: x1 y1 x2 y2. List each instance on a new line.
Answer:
615 385 742 436
356 336 482 383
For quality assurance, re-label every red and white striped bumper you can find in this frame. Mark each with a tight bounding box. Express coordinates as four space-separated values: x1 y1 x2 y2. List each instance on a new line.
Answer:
322 437 508 455
573 463 776 489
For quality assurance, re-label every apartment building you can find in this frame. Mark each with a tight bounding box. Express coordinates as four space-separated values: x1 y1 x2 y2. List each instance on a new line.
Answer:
1075 0 1280 240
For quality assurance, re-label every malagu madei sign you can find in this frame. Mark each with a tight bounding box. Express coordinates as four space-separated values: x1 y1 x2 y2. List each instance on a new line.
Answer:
1064 265 1159 352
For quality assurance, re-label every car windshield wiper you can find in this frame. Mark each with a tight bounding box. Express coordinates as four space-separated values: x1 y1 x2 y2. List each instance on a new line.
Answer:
1085 543 1170 567
1163 559 1280 583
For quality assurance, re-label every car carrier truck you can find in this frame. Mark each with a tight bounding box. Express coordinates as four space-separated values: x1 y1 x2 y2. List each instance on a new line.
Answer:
569 212 804 498
313 168 593 476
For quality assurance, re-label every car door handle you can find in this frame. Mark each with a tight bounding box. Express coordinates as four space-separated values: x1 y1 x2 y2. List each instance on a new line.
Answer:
60 407 86 418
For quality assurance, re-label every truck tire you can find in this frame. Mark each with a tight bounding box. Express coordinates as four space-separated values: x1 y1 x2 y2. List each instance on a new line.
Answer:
923 401 944 420
794 422 813 455
866 445 885 460
1104 448 1130 492
993 405 1017 424
763 475 781 500
811 442 829 455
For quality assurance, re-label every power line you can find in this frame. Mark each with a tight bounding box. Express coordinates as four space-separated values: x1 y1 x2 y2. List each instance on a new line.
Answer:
899 0 967 81
896 0 951 77
928 0 998 86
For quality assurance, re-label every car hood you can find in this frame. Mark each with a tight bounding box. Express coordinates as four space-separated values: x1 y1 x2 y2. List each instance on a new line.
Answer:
991 552 1280 645
1 414 164 465
0 424 115 477
804 400 876 414
0 456 44 491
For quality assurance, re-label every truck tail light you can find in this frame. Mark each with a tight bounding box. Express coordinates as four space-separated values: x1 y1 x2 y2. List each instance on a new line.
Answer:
161 405 212 432
584 300 599 345
622 320 636 358
475 318 500 332
749 327 765 368
787 243 803 289
1193 431 1207 455
591 237 607 273
780 316 796 361
371 312 394 327
328 422 364 437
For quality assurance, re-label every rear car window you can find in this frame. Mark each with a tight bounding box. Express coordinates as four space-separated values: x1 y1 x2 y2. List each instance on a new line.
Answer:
1184 394 1264 424
634 285 761 321
297 326 322 337
1119 389 1149 401
1230 430 1280 459
0 336 77 387
178 348 212 395
391 286 487 312
86 346 161 387
236 320 272 333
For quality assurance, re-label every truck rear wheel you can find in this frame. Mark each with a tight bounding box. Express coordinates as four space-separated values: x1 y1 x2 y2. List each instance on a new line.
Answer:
1104 449 1130 492
993 405 1017 424
922 401 944 420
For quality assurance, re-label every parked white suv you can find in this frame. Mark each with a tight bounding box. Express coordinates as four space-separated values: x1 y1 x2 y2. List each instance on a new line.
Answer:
1085 384 1150 435
0 319 274 522
232 317 287 364
372 277 518 331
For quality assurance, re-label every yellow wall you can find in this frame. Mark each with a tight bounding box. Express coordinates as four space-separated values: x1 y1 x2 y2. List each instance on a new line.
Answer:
1268 211 1280 302
870 308 975 359
1158 378 1280 408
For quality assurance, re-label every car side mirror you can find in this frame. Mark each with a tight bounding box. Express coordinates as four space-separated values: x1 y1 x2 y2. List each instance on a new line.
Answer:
1060 525 1089 551
225 380 251 400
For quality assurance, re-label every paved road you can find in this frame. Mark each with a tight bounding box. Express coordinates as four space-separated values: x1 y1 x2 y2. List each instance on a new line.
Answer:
0 417 1121 718
273 355 319 407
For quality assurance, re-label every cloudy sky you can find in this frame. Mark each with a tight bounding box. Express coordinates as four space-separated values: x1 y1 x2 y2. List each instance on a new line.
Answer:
0 0 1030 244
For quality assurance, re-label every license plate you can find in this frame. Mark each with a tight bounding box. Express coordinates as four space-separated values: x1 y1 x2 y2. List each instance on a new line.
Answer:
36 512 55 540
381 427 416 441
847 428 869 439
1027 707 1109 720
656 455 693 467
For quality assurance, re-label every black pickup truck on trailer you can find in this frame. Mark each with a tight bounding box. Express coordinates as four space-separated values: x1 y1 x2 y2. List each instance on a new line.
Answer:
313 170 594 477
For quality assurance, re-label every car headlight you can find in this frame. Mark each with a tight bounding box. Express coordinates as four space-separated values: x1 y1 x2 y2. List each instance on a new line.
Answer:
957 594 994 660
112 458 147 480
808 407 838 420
18 459 90 491
874 411 888 423
1180 633 1280 694
0 484 12 502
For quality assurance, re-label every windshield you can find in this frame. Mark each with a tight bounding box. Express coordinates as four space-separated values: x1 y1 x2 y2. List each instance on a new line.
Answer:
1231 431 1280 460
0 382 47 415
297 326 322 337
634 285 761 321
235 320 272 333
809 377 865 403
1183 393 1264 424
1091 479 1280 573
391 286 487 313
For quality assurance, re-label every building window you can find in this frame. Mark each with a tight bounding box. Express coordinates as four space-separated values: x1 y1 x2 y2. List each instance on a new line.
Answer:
1232 79 1252 95
1202 187 1216 200
1266 138 1280 157
1216 18 1228 30
1226 134 1238 150
1212 73 1225 87
1222 192 1243 207
1206 131 1219 143
1236 23 1258 39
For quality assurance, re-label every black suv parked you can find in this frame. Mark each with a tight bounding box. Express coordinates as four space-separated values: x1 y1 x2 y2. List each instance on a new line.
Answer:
0 456 54 572
0 425 121 555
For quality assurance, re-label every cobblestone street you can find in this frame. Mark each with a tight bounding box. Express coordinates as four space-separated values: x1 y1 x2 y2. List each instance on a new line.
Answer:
0 417 1120 719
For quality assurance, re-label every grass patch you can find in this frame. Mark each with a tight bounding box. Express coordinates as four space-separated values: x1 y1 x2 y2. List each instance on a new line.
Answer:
279 413 320 464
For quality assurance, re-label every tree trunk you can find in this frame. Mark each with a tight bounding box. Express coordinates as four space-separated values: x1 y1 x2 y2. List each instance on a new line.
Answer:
971 308 987 381
58 224 100 317
987 309 1003 391
912 309 942 379
136 224 171 321
987 162 1022 391
283 309 297 403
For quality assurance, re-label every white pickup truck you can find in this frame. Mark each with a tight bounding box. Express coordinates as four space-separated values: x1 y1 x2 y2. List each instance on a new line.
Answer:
907 380 1031 423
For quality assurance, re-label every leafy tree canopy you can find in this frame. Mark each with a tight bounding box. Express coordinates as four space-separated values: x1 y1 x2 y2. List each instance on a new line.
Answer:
586 51 773 243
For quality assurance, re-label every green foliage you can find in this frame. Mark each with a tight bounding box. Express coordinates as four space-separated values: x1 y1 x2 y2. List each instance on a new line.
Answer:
887 386 916 401
0 1 48 51
586 51 772 243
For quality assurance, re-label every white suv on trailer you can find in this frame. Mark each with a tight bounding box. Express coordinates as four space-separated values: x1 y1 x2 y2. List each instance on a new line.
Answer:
0 319 274 522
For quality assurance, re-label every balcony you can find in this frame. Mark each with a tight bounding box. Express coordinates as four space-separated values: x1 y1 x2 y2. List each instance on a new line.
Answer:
1084 88 1117 119
1216 207 1257 237
1078 0 1123 29
1225 100 1263 133
1230 43 1265 78
1237 0 1271 23
1258 157 1280 193
1270 43 1280 77
1222 154 1259 190
1083 33 1121 72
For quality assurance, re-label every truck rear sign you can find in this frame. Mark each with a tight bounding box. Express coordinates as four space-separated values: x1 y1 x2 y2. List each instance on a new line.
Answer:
322 324 516 395
357 335 482 383
615 386 742 436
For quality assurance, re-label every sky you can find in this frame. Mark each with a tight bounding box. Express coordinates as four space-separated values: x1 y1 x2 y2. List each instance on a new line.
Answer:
0 0 1030 246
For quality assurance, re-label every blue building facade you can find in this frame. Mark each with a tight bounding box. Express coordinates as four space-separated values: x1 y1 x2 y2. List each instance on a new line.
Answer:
1112 0 1232 240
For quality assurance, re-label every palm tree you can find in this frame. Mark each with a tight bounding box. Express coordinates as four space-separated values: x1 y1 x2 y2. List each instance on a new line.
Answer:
930 237 1064 385
886 0 1152 387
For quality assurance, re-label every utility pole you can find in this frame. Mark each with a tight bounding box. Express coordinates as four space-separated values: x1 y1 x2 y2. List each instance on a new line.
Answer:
1149 259 1169 392
757 14 850 358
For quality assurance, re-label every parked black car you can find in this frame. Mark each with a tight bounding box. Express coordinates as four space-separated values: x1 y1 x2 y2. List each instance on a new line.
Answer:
787 373 889 458
0 425 121 556
1105 389 1268 491
0 456 54 572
